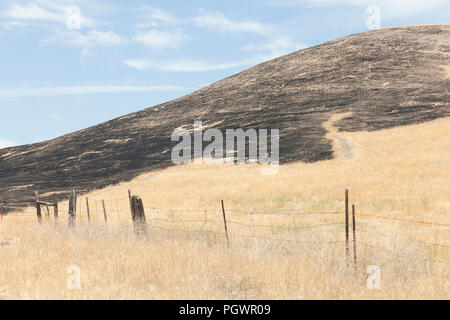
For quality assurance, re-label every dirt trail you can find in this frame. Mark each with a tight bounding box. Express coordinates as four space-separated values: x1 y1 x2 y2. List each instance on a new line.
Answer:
439 65 450 78
323 113 358 160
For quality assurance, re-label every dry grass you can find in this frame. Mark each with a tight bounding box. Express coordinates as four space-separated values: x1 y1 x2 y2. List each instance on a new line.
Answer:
0 115 449 299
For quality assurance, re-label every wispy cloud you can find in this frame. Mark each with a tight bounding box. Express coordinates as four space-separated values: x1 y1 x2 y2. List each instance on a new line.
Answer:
193 11 273 35
2 2 97 28
132 29 188 49
146 7 177 23
0 138 16 149
0 85 189 98
42 29 125 54
242 36 307 58
124 56 269 72
262 0 450 19
5 3 61 21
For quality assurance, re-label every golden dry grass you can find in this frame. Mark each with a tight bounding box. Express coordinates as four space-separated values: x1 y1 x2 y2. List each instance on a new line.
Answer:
0 115 449 299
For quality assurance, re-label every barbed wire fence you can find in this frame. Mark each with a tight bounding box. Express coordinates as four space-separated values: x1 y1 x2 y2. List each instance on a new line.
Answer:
0 189 449 278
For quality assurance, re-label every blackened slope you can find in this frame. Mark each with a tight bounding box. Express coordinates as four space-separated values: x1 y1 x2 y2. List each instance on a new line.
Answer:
1 25 449 211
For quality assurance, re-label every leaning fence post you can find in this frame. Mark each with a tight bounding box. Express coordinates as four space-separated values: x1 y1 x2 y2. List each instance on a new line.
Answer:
130 195 148 238
86 197 91 224
345 189 349 266
221 200 230 248
35 192 42 224
68 190 77 228
352 204 357 272
102 200 107 222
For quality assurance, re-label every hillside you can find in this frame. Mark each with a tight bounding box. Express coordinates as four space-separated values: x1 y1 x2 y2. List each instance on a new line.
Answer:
1 24 449 212
2 114 449 299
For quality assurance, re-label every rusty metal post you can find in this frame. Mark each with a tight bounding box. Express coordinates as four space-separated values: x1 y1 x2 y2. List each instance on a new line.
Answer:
102 200 107 222
345 189 349 266
86 197 91 224
0 195 3 222
352 204 357 272
221 200 230 248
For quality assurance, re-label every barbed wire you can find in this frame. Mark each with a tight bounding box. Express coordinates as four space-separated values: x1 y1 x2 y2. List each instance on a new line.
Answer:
357 213 450 228
227 209 344 215
149 225 345 245
357 241 450 267
356 228 450 248
147 217 344 231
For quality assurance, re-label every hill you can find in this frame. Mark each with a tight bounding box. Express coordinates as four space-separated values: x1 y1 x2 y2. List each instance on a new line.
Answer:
0 25 449 212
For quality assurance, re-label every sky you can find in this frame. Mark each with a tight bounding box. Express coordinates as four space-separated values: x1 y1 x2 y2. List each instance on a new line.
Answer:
0 0 449 148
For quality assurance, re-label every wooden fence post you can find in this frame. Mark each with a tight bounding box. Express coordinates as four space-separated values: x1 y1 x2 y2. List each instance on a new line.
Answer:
102 200 107 222
128 189 132 208
130 195 148 238
54 194 58 221
35 192 42 224
0 195 3 222
352 204 357 272
68 190 77 228
127 189 133 220
221 200 230 248
345 189 349 266
86 197 91 224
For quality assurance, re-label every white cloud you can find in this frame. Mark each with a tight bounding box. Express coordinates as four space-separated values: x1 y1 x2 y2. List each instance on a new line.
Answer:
132 29 187 49
42 29 125 53
0 85 188 98
66 30 123 47
148 8 176 23
124 56 269 72
5 4 61 21
2 2 97 28
123 58 152 70
1 20 28 30
262 0 450 19
242 37 307 58
134 8 178 31
0 138 16 149
135 22 160 29
193 11 273 35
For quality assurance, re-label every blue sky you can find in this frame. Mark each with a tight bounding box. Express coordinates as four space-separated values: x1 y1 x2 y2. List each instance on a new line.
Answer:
0 0 449 148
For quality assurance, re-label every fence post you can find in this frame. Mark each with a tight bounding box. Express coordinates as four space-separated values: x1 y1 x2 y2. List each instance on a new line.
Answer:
102 200 107 222
35 192 42 224
345 189 349 266
221 200 230 248
86 197 91 224
130 195 148 238
352 204 357 272
68 190 77 228
0 195 3 222
53 194 58 221
128 189 132 207
127 189 133 218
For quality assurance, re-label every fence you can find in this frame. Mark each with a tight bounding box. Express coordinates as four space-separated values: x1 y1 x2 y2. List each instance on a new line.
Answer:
1 189 449 277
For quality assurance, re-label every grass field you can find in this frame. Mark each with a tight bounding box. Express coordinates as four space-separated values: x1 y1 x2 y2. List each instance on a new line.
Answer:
0 114 449 299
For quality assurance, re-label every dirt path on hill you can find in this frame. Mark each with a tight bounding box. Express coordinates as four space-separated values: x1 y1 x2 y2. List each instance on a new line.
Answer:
324 113 358 160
